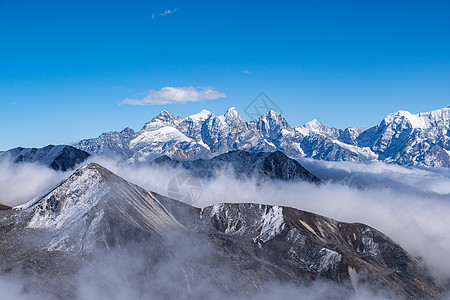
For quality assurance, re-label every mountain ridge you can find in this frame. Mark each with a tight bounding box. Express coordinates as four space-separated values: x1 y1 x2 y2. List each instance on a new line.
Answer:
0 145 91 171
153 150 322 184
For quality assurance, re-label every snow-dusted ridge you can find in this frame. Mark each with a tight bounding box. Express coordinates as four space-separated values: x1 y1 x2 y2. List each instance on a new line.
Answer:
75 107 450 167
24 163 184 246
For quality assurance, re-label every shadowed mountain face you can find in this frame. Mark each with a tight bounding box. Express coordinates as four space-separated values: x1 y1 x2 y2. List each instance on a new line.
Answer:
0 145 90 171
0 204 11 210
0 164 445 299
153 150 322 184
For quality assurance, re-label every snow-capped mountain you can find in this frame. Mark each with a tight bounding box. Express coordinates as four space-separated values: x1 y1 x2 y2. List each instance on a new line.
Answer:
75 107 450 167
0 163 444 299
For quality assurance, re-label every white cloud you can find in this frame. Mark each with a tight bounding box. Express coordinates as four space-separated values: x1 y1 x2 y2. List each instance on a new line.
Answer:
120 86 226 105
243 70 252 75
0 159 71 207
152 8 178 20
160 8 178 17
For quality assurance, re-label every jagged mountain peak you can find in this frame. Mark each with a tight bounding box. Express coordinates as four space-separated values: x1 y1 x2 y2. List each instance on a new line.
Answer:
223 106 242 119
251 110 291 140
260 109 287 120
303 119 325 132
305 118 322 126
120 127 136 135
257 110 290 126
221 107 246 127
224 106 238 114
141 110 182 131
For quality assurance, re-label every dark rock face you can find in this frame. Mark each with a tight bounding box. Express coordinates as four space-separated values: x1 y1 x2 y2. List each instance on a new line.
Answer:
0 145 90 171
0 204 11 210
0 164 444 299
153 150 322 184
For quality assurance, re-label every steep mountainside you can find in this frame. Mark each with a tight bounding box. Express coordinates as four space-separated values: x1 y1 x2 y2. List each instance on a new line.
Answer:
74 107 450 167
0 164 444 299
0 145 90 171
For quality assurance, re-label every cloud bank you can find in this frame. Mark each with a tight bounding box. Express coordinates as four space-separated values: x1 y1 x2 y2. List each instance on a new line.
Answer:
120 86 226 105
0 159 70 207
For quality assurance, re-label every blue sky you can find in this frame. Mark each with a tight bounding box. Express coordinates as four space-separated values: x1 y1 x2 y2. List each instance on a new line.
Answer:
1 0 450 150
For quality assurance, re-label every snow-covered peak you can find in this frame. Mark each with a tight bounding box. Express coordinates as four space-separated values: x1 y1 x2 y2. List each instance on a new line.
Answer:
130 126 191 149
262 109 283 119
295 119 326 135
383 107 450 129
384 110 428 129
187 109 213 122
27 163 108 229
305 119 323 130
223 107 245 125
257 110 289 125
141 110 182 131
224 107 238 118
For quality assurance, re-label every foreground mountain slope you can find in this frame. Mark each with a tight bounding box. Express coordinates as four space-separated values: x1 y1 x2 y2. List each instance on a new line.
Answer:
0 145 90 171
0 164 444 299
74 107 450 167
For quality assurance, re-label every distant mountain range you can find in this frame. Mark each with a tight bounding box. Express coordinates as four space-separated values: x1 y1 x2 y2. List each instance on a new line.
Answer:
0 163 444 299
75 107 450 167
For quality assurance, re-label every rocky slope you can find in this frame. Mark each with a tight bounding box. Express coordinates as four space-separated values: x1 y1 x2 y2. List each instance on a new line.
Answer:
74 107 450 168
0 145 90 171
0 164 444 299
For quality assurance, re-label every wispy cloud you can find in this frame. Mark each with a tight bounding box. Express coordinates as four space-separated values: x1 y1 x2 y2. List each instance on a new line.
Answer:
160 8 178 16
243 70 252 75
152 8 179 20
120 86 226 105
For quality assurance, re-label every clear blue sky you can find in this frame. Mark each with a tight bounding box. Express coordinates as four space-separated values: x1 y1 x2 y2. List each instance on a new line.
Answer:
1 0 450 150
